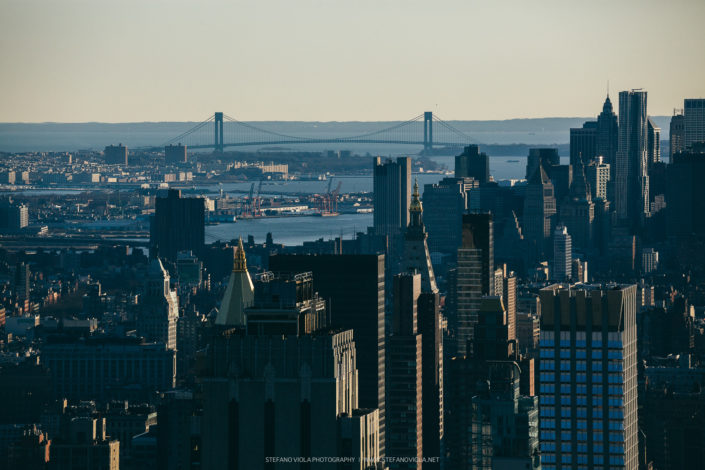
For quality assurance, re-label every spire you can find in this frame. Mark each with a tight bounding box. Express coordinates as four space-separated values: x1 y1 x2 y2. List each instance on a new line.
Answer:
410 178 422 214
233 237 247 272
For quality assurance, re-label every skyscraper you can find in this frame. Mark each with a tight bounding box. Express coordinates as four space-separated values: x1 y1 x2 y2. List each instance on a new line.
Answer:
539 284 638 470
373 156 411 238
665 144 705 237
400 186 443 467
596 95 619 184
559 162 594 253
151 189 205 262
570 121 597 167
401 180 437 293
647 117 661 170
616 90 649 228
455 145 489 184
136 258 179 351
449 213 493 357
526 148 560 181
684 98 705 149
268 253 387 455
669 110 685 158
422 177 478 260
387 273 423 468
522 163 557 259
552 225 572 282
586 157 610 201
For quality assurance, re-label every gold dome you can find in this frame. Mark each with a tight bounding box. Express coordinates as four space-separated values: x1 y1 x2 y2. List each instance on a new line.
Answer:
410 179 422 213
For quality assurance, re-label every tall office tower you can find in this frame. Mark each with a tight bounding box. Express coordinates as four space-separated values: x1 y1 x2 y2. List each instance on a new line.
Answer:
14 262 30 304
401 180 437 293
538 284 638 470
552 225 572 282
647 117 661 170
449 213 494 357
559 163 594 253
399 183 443 467
523 163 557 260
597 95 619 182
268 254 387 455
570 121 597 167
669 110 685 158
423 177 479 259
387 273 423 468
684 98 705 149
455 145 489 184
151 189 205 262
215 239 255 326
501 267 518 343
526 148 561 180
137 259 179 351
104 144 128 165
165 144 187 163
373 156 411 238
616 90 649 228
665 144 705 237
586 157 610 201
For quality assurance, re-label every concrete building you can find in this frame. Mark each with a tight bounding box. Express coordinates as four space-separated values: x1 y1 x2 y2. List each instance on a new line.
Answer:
538 284 638 470
0 198 29 231
641 248 658 274
586 157 610 201
526 148 560 181
647 117 661 170
165 144 187 163
42 336 176 402
104 144 128 165
50 417 120 470
559 163 594 253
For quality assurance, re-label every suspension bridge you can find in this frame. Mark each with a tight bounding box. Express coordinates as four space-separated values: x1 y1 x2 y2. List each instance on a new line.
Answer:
155 111 474 153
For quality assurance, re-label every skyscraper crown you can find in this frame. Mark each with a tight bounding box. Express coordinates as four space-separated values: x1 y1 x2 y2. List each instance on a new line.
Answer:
234 238 247 272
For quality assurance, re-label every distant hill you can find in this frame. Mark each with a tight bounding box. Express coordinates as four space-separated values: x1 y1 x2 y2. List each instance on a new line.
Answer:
0 116 672 153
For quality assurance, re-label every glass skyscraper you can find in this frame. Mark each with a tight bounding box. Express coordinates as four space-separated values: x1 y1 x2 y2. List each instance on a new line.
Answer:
538 284 638 470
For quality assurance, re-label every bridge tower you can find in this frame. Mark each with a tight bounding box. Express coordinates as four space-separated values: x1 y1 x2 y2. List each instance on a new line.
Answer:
214 112 224 152
423 111 433 154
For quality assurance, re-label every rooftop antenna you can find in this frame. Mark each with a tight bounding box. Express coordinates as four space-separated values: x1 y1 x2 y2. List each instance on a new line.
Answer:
606 80 610 98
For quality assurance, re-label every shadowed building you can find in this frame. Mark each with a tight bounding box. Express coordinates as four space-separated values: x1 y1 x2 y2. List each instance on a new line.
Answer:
151 189 205 262
455 145 489 184
215 239 255 327
269 253 387 456
522 164 556 261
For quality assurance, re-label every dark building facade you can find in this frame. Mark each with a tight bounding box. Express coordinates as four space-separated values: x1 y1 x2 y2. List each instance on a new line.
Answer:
455 145 489 184
570 121 597 167
269 253 387 455
150 189 205 261
165 144 187 163
104 144 128 165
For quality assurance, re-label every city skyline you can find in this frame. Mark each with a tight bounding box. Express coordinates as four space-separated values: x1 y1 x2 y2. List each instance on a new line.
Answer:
1 0 704 123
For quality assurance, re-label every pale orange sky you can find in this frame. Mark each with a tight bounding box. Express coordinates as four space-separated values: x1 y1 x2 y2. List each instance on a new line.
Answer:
1 0 704 122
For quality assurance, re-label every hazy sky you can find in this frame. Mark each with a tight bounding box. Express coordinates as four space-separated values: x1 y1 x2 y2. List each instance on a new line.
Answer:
1 0 704 122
